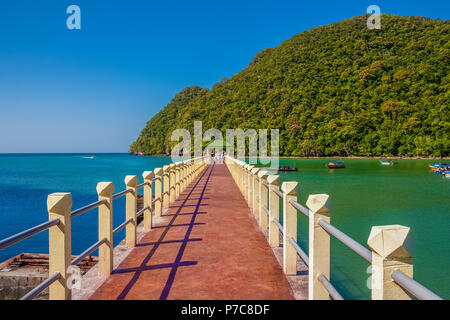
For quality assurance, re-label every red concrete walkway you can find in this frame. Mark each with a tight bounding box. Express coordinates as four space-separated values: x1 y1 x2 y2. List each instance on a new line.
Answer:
89 164 294 300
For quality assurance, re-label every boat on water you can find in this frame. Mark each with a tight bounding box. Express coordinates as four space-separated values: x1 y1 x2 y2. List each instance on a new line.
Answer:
380 159 393 166
429 163 449 171
82 155 95 159
267 165 298 172
327 161 345 169
430 163 450 176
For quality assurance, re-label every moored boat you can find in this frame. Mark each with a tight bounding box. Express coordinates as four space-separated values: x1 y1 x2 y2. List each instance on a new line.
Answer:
267 165 298 172
431 163 450 175
327 161 345 169
380 159 393 166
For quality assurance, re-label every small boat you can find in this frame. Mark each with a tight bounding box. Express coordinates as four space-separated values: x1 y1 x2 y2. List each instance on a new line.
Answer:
445 172 450 179
327 161 345 169
429 163 442 170
279 165 298 172
380 159 393 166
266 165 298 172
430 163 450 174
429 163 449 171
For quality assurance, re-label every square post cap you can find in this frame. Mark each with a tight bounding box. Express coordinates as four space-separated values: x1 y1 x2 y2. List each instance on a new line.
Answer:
47 193 73 212
142 171 154 180
251 168 260 175
281 182 298 195
257 170 269 179
267 175 279 185
368 225 412 258
154 168 163 175
125 175 139 187
96 182 115 197
306 194 331 213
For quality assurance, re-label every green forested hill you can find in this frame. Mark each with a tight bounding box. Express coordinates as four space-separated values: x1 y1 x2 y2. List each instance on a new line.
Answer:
130 14 450 157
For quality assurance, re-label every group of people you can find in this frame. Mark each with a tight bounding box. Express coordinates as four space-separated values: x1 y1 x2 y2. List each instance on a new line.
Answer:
210 151 226 164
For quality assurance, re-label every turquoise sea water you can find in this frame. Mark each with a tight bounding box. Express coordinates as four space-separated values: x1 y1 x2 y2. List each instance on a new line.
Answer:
0 154 448 299
252 158 450 299
0 154 171 265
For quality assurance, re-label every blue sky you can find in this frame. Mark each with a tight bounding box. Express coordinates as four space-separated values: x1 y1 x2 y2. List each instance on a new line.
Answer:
0 1 448 153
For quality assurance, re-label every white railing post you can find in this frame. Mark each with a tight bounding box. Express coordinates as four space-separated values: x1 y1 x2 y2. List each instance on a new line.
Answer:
96 182 114 276
180 162 186 192
247 165 254 206
154 168 163 217
251 168 260 216
306 194 331 300
281 182 298 275
368 225 413 300
162 165 170 209
175 163 180 198
124 175 138 248
47 193 72 300
268 175 280 247
258 170 269 230
243 164 249 201
169 164 176 202
142 171 154 230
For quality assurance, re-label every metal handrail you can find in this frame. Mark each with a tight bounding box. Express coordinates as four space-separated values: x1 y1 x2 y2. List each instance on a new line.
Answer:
71 199 107 218
112 189 132 200
391 269 443 300
289 237 309 266
263 205 269 215
273 188 283 198
317 274 344 300
263 182 269 188
20 272 61 300
71 238 107 266
113 217 133 236
273 218 283 234
0 219 60 250
318 218 372 263
152 197 160 204
289 199 310 217
136 206 149 218
137 182 149 189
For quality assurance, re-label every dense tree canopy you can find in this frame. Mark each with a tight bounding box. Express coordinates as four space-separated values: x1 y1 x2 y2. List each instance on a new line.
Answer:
130 15 450 157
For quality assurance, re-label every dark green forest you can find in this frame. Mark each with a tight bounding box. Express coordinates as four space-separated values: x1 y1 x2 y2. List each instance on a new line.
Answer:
130 14 450 157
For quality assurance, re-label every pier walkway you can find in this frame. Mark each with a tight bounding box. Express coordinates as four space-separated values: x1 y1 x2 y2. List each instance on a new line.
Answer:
89 164 294 300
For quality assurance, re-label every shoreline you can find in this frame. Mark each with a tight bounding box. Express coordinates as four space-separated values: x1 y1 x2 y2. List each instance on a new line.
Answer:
130 153 449 160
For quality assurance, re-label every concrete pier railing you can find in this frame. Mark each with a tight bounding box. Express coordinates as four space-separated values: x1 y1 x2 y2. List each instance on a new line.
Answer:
224 156 443 301
0 156 207 300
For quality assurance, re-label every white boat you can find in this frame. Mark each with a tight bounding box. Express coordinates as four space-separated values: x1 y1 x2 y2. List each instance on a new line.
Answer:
380 159 393 166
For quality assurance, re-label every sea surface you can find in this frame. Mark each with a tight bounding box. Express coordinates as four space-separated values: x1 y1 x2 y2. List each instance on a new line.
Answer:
0 154 171 264
0 154 448 299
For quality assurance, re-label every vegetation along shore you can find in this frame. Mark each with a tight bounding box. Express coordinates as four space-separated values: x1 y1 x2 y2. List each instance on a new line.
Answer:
130 14 449 158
